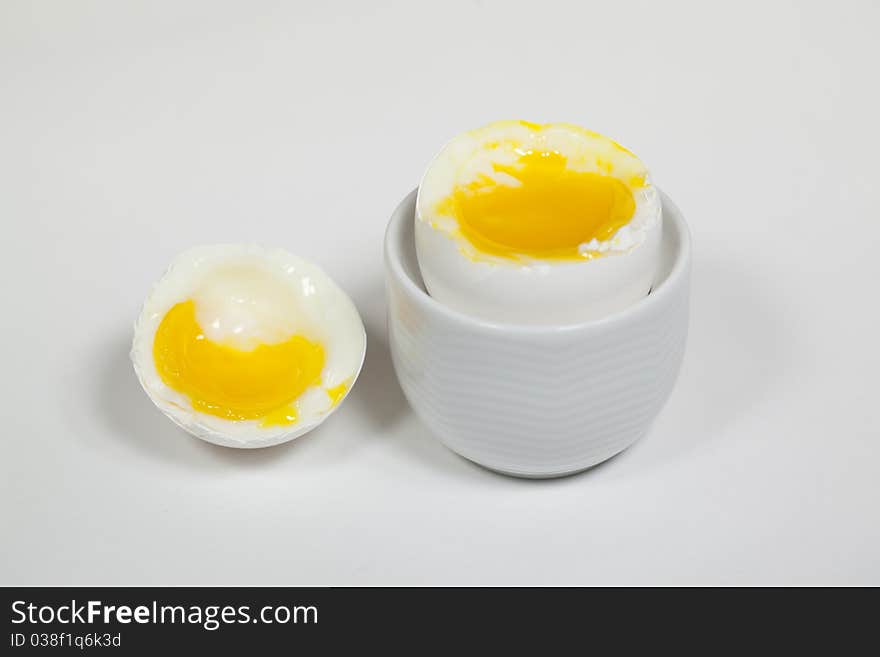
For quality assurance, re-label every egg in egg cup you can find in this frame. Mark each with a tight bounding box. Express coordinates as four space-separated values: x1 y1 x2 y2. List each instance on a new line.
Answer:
386 121 691 477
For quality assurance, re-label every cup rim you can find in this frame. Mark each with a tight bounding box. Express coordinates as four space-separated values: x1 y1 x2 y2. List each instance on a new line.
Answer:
384 187 691 335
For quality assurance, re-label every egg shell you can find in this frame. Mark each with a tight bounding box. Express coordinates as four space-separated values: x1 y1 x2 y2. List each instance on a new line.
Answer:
415 216 662 324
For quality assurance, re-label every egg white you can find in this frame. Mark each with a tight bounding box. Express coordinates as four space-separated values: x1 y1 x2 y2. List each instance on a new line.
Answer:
131 244 366 448
415 121 663 325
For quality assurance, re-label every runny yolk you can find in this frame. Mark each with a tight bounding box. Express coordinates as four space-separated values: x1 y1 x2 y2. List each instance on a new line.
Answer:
326 379 351 406
152 300 325 426
440 150 637 260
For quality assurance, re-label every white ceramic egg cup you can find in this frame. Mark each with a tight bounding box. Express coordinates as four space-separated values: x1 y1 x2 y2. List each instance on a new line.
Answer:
384 189 691 478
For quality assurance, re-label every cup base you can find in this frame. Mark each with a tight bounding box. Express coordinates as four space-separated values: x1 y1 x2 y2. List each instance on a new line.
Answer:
462 442 635 479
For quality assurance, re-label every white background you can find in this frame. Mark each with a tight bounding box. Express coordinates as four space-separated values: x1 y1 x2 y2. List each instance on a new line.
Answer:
2 0 878 585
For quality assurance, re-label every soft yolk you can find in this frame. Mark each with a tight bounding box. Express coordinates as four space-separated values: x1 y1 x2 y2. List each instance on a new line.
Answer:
153 300 325 426
326 379 351 406
440 151 637 260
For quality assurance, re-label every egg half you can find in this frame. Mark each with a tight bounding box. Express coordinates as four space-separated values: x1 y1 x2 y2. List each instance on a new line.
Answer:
131 245 366 448
415 120 662 324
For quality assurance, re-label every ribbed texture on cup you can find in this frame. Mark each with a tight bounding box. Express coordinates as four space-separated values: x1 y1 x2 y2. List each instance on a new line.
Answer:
385 190 691 478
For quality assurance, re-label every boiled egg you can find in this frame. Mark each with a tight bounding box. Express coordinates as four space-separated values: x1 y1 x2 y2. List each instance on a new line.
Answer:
131 245 366 448
415 120 662 324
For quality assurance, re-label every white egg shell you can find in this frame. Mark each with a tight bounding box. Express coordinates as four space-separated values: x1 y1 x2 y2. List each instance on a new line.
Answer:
415 122 663 325
415 215 662 325
131 244 366 448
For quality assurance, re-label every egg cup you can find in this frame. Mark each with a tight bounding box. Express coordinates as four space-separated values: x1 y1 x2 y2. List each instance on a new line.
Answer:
384 189 691 478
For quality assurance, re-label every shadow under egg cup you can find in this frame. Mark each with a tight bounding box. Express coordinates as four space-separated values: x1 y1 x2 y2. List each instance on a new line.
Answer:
384 189 692 478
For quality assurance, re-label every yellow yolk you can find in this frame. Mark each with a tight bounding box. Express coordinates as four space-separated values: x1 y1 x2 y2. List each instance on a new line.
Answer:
152 300 325 426
325 379 351 406
439 150 637 260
